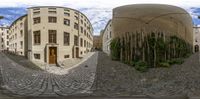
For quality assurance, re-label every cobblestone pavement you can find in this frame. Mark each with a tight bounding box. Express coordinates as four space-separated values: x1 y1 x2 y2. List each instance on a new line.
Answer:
4 53 42 71
0 52 98 97
92 52 200 98
41 52 96 75
1 51 200 99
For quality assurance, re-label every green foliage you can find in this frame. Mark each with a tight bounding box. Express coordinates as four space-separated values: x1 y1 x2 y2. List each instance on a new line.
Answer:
110 32 192 72
110 38 121 60
123 60 130 64
167 58 184 65
130 61 137 66
135 61 148 72
158 62 170 68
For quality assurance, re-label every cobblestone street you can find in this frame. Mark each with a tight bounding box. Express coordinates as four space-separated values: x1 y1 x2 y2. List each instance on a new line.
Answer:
0 52 200 99
92 52 200 98
0 52 98 97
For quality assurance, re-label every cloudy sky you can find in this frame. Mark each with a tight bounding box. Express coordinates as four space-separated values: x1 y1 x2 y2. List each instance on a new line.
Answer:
0 0 200 35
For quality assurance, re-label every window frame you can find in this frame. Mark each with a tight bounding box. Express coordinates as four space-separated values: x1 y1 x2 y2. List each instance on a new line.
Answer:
48 30 57 44
33 30 41 45
64 32 70 46
64 18 70 26
33 17 40 24
48 16 57 23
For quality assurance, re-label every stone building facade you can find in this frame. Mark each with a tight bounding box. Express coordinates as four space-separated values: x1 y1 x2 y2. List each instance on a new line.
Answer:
0 26 9 51
93 35 102 50
193 26 200 52
103 4 193 67
9 15 28 56
102 20 112 55
8 6 93 65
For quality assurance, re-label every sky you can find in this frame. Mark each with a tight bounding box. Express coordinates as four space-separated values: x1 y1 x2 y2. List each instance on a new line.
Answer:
0 0 200 35
0 0 200 8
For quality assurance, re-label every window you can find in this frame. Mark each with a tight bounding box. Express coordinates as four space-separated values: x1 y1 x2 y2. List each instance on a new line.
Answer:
64 19 70 26
34 54 40 59
48 11 57 14
20 41 23 49
81 20 83 24
64 8 70 12
64 12 70 16
33 17 40 24
20 22 23 27
33 11 40 15
74 35 78 46
48 8 56 10
74 16 78 20
80 38 83 47
84 40 86 47
84 30 86 36
87 41 88 48
33 30 41 45
20 30 23 37
48 16 57 23
80 26 83 33
87 26 90 30
33 8 40 11
49 30 57 43
64 55 70 58
15 34 17 39
74 11 78 15
64 32 70 45
74 23 79 30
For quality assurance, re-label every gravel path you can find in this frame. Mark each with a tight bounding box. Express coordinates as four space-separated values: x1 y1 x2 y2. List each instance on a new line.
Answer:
93 52 200 97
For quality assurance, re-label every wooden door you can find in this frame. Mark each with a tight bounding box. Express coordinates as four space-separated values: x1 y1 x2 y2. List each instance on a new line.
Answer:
49 47 57 64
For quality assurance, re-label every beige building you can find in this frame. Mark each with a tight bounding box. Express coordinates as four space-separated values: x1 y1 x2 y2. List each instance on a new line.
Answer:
103 4 193 67
102 20 112 55
93 35 102 50
193 26 200 52
9 15 28 56
0 26 9 51
8 6 93 65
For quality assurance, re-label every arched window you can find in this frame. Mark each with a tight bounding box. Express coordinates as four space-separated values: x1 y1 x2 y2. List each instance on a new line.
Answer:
195 45 199 52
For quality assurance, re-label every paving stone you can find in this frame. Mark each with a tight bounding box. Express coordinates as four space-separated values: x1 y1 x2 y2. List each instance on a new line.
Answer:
0 52 98 97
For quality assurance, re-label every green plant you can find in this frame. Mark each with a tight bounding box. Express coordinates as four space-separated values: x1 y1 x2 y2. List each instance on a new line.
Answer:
135 61 148 72
158 62 170 67
110 32 192 69
130 61 137 66
123 60 130 64
110 38 121 60
167 58 184 65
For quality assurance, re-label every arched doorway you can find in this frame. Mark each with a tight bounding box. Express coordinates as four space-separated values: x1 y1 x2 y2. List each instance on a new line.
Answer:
195 45 199 52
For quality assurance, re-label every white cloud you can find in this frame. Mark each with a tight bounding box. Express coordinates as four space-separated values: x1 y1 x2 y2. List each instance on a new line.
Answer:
0 0 200 8
1 0 200 34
